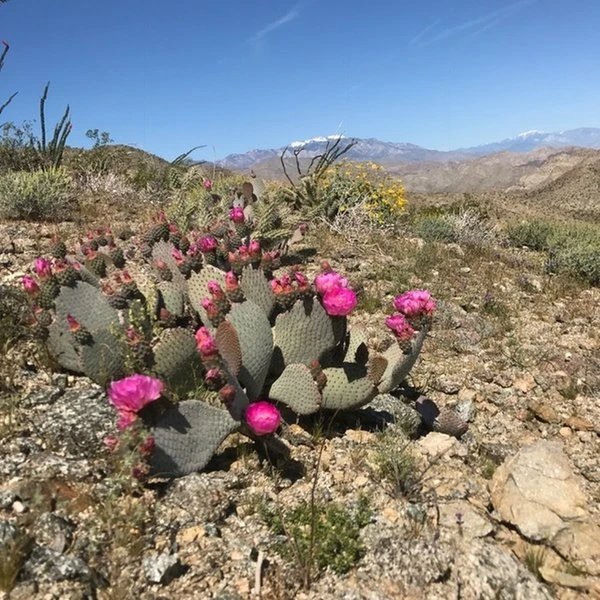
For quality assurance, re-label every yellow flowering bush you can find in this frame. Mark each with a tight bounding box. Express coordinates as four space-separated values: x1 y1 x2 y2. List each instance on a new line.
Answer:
319 161 406 226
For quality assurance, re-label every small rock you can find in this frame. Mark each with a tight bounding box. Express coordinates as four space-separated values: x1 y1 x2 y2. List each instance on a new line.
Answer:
22 545 91 583
559 427 572 438
0 490 17 509
490 440 587 542
552 521 600 576
564 415 595 432
345 430 377 444
11 500 27 514
513 374 537 393
418 432 456 457
527 399 561 424
459 267 471 274
142 551 184 584
438 500 494 539
33 513 74 554
432 376 461 394
538 566 599 590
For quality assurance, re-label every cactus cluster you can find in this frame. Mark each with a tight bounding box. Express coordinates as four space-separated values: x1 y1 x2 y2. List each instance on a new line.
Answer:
22 194 461 478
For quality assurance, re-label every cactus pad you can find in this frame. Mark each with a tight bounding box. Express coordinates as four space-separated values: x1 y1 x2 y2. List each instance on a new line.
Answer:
239 265 275 317
215 321 242 376
320 365 377 410
225 301 273 399
153 328 203 397
188 266 226 330
54 281 119 333
378 325 429 394
157 281 185 317
269 363 321 414
80 329 127 386
272 297 335 370
47 321 83 374
152 241 187 290
150 400 239 476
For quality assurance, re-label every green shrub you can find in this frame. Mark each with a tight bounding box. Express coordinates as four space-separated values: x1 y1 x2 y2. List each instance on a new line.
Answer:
261 496 372 578
553 246 600 286
414 214 458 243
505 220 553 250
0 168 77 220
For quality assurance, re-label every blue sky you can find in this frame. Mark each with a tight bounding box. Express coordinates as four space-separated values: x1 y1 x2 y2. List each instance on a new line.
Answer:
1 0 599 160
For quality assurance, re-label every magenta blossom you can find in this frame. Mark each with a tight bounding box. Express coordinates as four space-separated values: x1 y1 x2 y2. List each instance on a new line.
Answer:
195 326 218 357
108 374 163 416
22 275 40 294
248 239 260 255
385 313 415 342
207 280 225 298
314 271 348 295
229 206 245 224
245 401 281 436
34 257 53 279
199 235 218 253
322 287 357 316
393 290 436 318
203 178 213 191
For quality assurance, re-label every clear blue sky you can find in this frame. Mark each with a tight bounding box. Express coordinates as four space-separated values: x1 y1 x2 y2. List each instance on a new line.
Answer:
1 0 599 161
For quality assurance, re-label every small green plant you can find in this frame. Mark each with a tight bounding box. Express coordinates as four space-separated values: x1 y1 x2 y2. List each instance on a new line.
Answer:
524 544 547 580
0 167 76 220
373 430 422 498
261 495 372 582
506 220 553 250
0 526 32 593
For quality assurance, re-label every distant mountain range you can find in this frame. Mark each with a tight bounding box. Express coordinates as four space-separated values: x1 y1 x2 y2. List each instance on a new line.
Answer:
217 128 600 171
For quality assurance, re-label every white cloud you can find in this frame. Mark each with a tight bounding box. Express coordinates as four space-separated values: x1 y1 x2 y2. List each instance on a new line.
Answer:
412 0 537 48
249 4 303 43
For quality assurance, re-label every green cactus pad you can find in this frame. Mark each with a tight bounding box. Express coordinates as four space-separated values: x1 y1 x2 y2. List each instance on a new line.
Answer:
54 281 119 332
79 329 127 386
188 266 227 331
46 321 83 373
150 400 239 476
157 281 185 317
153 327 203 397
367 354 388 385
225 301 273 400
239 265 275 317
269 363 321 415
272 297 335 371
344 325 370 363
76 265 101 287
320 365 377 410
377 325 429 394
215 321 242 376
152 241 187 291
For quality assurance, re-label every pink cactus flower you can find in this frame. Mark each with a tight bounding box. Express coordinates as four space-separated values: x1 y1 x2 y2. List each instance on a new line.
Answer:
245 401 281 436
108 374 163 415
322 287 357 316
207 280 225 298
22 275 40 294
392 290 436 318
138 435 155 456
229 206 245 224
385 313 415 341
294 271 309 288
203 178 213 191
248 239 261 255
314 271 348 295
34 257 53 279
103 435 120 452
66 314 82 333
171 247 184 264
195 326 218 357
199 235 218 253
225 271 238 291
116 409 137 431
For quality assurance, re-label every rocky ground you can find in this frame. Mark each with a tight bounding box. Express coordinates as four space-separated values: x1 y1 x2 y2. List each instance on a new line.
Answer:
0 209 599 599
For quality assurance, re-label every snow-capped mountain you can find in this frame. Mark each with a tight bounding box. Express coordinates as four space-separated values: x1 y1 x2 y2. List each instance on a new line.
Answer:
217 128 600 171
